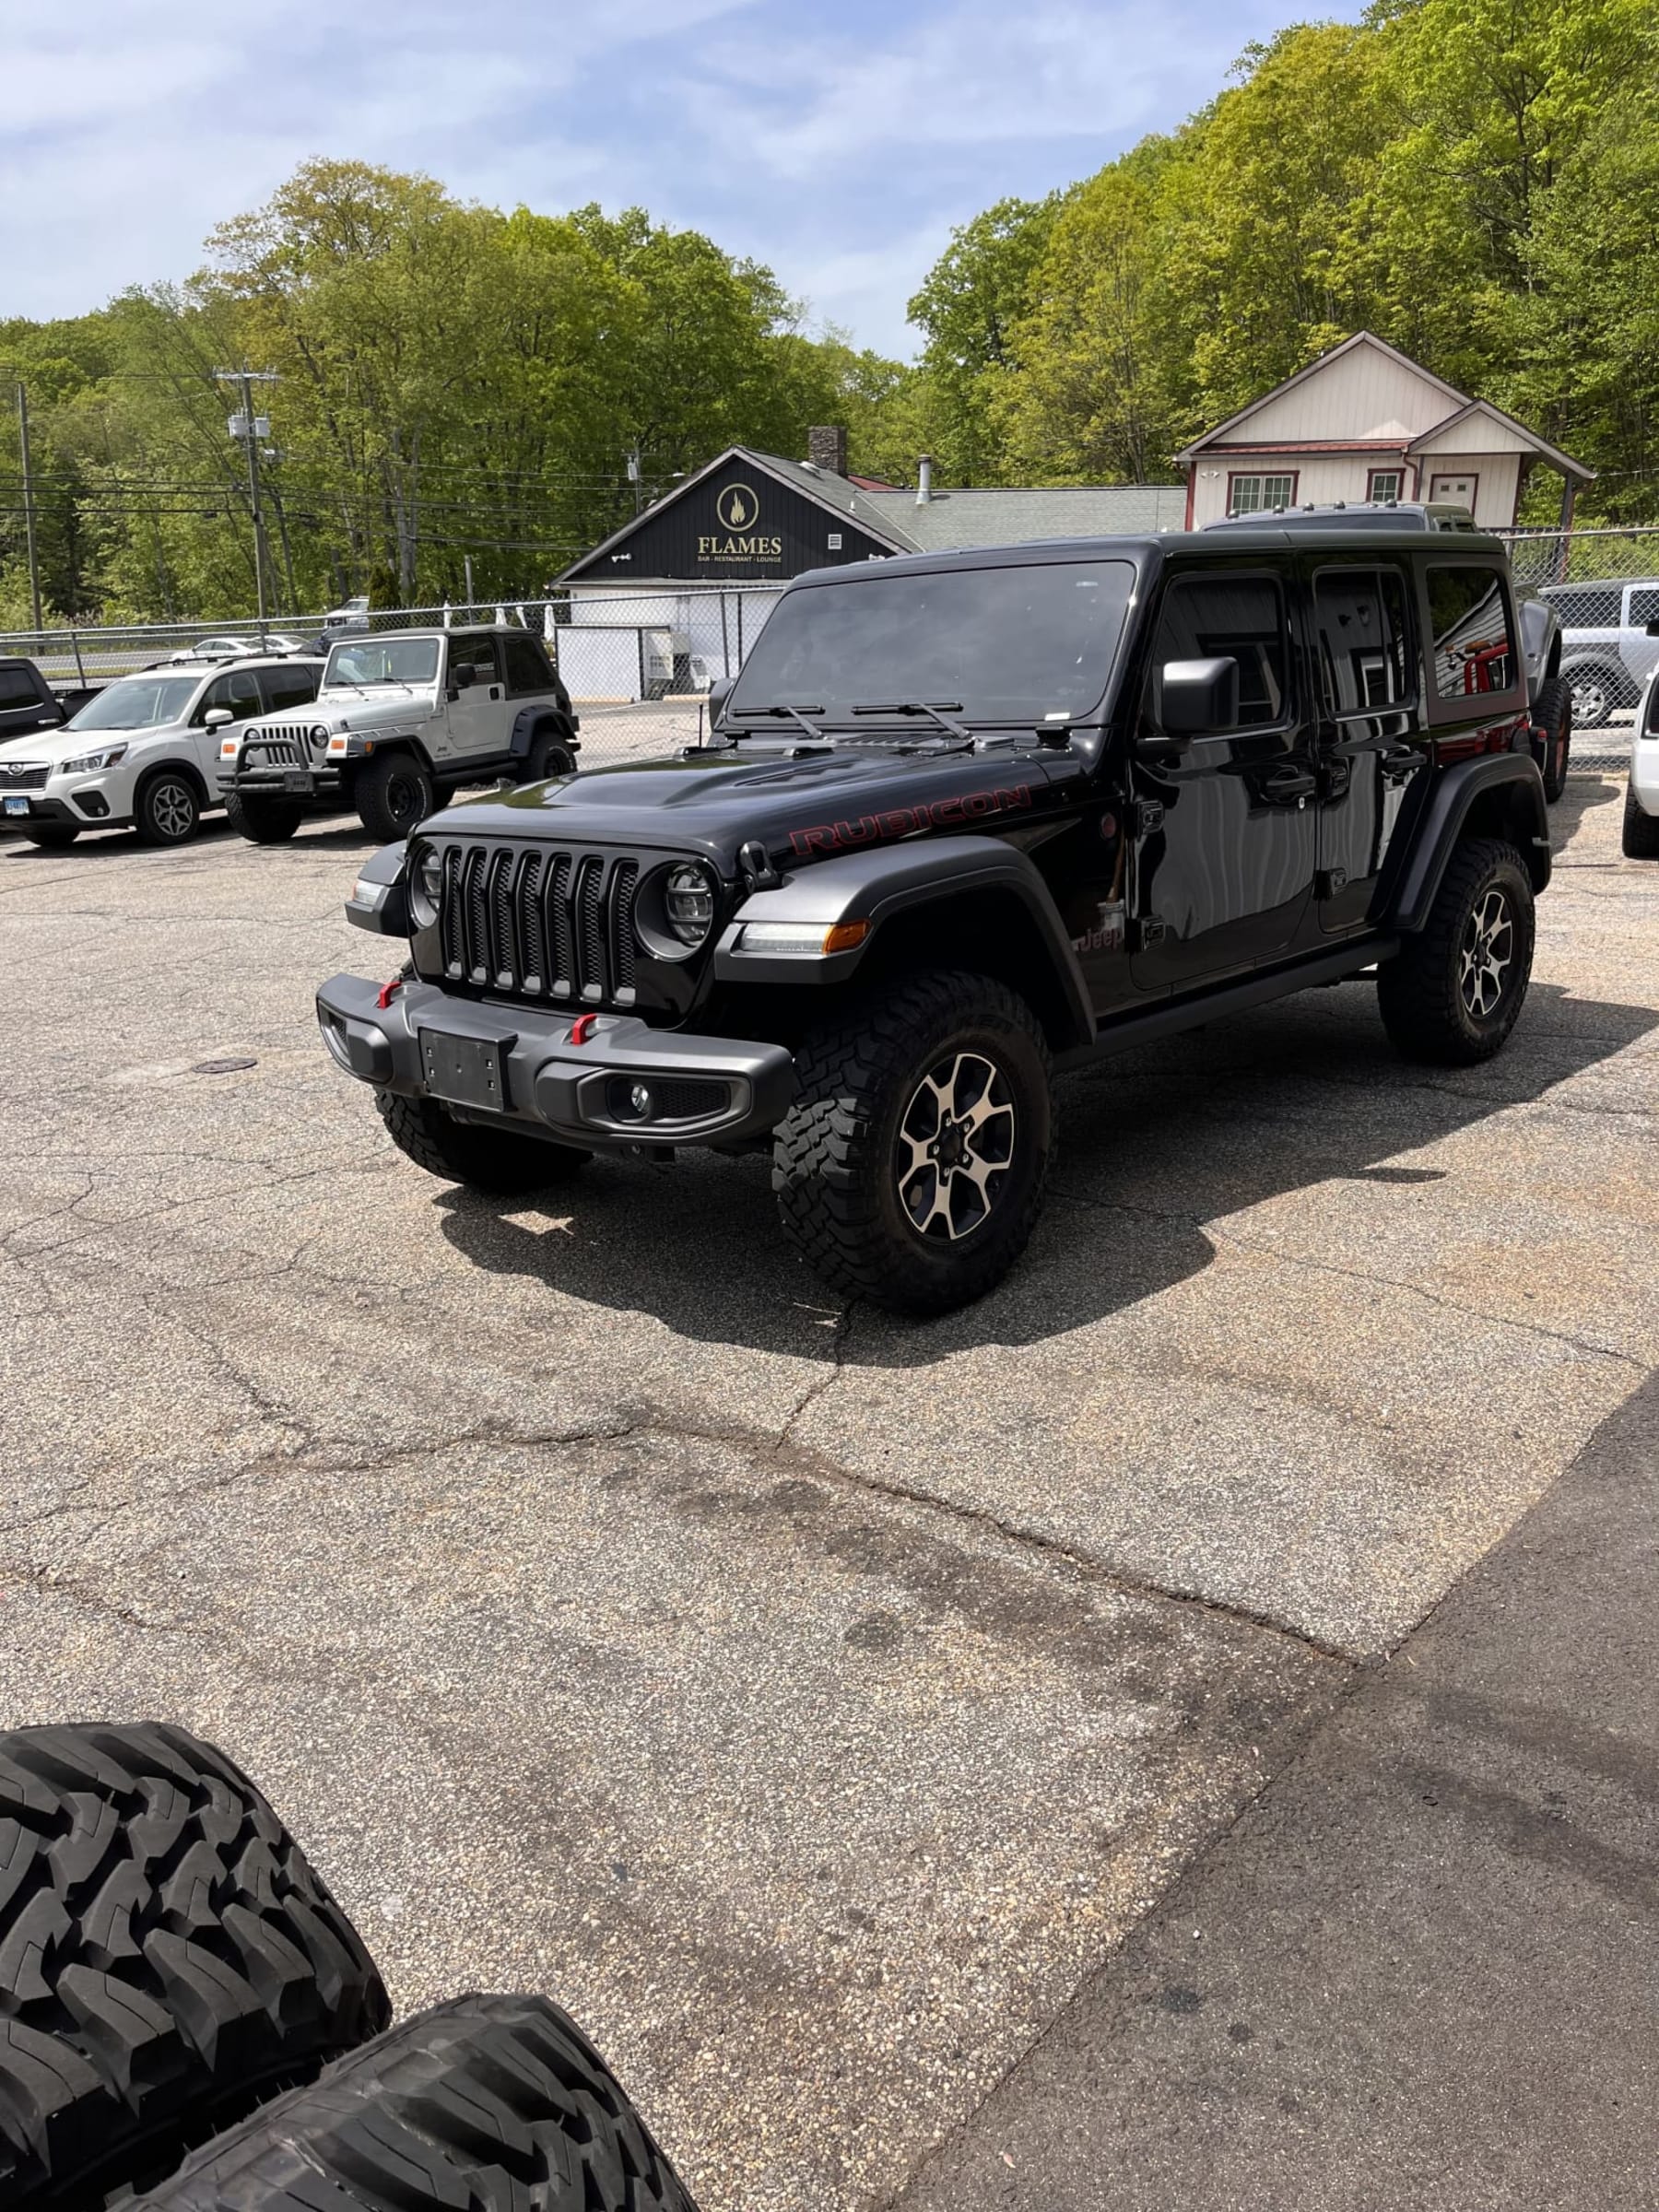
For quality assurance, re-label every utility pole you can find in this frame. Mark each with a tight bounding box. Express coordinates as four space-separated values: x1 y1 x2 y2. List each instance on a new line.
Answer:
214 366 278 622
16 382 42 630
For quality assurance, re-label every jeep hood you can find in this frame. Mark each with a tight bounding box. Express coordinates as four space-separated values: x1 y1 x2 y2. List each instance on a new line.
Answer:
257 686 432 733
425 744 1084 871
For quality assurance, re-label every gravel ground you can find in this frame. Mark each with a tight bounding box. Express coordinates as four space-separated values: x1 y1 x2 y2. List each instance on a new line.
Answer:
0 773 1654 2209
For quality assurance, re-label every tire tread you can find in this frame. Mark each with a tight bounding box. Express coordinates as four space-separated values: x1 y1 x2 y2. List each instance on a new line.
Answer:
0 1724 388 2207
134 1993 699 2212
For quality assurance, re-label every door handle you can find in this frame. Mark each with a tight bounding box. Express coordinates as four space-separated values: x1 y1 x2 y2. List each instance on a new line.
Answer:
1264 766 1316 800
1379 746 1426 780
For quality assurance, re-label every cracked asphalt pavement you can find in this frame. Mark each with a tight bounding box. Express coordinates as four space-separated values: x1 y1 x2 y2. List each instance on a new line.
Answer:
2 775 1655 2210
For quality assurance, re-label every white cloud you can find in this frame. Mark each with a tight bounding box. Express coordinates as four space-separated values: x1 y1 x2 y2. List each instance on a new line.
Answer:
0 0 1350 352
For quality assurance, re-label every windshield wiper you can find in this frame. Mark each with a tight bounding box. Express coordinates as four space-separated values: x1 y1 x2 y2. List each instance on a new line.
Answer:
729 703 829 741
849 700 972 740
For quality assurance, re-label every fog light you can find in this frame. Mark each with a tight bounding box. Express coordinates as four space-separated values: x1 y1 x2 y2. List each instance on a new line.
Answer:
629 1083 653 1117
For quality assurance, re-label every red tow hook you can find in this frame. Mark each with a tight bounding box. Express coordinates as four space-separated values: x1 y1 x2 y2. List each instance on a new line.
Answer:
570 1013 598 1045
376 975 404 1010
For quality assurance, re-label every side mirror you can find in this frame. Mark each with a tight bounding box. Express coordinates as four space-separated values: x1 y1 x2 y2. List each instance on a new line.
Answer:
1157 656 1239 737
451 661 477 689
204 706 234 730
707 675 735 724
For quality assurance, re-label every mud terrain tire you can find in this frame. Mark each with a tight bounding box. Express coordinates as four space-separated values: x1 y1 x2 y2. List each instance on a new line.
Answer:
774 968 1053 1315
375 1089 590 1192
1377 838 1535 1066
225 792 303 843
1532 674 1572 803
0 1723 388 2208
135 1993 700 2212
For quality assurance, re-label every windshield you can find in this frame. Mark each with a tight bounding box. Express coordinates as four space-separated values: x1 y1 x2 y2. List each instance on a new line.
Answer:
730 560 1138 725
67 675 200 731
325 638 440 688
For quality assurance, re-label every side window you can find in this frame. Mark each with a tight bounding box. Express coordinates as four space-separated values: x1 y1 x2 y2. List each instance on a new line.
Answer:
1425 567 1517 702
195 667 263 724
502 634 554 695
448 634 500 683
260 664 320 712
1313 568 1415 719
1628 586 1659 628
1148 574 1290 731
0 665 46 712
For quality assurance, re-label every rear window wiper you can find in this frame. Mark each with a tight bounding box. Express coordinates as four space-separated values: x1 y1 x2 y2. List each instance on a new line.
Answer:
728 703 828 740
850 700 972 740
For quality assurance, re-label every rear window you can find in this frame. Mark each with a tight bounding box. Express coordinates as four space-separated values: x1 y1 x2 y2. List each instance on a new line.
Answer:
1544 586 1608 629
0 665 45 712
1426 567 1517 701
730 560 1138 723
503 634 554 694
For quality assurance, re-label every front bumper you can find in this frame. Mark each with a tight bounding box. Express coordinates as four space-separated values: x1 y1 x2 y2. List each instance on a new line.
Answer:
222 766 344 800
316 972 796 1150
0 790 121 828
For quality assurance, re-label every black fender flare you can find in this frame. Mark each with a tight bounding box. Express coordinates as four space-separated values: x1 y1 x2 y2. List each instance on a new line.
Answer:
508 705 580 767
713 835 1095 1050
1384 754 1550 934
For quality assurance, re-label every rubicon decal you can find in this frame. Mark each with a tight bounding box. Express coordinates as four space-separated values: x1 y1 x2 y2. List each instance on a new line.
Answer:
788 784 1033 857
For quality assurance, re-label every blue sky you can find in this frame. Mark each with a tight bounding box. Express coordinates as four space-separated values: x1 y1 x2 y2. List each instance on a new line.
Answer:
4 0 1355 358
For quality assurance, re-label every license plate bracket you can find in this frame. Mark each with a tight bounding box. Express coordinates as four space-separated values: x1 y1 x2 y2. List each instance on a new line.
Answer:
282 769 312 794
419 1028 513 1112
3 796 29 818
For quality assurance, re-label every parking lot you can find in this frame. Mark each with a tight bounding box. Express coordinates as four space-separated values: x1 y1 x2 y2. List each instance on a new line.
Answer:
1 771 1655 2211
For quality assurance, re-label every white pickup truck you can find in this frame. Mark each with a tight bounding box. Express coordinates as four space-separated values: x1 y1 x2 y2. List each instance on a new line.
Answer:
218 625 580 842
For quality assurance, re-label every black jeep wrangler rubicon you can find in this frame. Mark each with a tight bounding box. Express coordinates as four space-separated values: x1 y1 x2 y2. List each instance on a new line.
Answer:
319 529 1550 1313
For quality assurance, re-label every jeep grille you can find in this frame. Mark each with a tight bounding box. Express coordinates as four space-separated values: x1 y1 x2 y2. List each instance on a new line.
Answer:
243 731 304 770
438 841 641 1007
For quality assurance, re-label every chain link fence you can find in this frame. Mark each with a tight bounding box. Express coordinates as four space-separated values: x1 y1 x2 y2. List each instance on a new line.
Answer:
1499 527 1659 760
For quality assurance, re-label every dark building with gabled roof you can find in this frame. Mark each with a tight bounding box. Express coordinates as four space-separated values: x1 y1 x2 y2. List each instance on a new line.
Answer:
559 434 1187 590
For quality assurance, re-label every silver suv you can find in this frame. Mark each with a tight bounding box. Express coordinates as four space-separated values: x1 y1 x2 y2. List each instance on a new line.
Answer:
1541 578 1659 725
219 626 580 842
0 654 322 850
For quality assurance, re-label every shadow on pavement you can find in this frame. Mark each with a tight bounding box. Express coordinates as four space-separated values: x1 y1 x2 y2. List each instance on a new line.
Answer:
435 977 1657 1364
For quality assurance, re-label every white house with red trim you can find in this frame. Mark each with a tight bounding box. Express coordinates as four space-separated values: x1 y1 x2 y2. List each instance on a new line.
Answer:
1175 332 1591 531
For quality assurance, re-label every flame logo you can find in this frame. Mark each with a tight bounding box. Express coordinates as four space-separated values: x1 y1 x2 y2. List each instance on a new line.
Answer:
717 483 759 531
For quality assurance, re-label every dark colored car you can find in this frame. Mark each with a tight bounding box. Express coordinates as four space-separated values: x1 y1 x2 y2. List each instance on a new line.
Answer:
0 655 65 746
321 528 1550 1312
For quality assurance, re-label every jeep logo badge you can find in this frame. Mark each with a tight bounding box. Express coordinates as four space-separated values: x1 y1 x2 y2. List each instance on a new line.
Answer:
716 483 759 532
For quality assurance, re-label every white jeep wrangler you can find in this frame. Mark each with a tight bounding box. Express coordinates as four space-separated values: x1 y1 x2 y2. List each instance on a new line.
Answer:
218 625 580 843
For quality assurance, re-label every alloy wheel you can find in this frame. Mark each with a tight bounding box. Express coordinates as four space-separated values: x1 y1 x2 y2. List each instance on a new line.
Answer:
152 780 195 840
895 1049 1017 1241
1459 887 1513 1019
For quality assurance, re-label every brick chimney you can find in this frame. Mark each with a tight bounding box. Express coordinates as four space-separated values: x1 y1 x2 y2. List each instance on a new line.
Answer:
807 425 849 478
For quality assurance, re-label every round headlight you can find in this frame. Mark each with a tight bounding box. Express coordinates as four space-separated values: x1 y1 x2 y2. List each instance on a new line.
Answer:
310 723 331 750
409 843 443 928
663 863 716 948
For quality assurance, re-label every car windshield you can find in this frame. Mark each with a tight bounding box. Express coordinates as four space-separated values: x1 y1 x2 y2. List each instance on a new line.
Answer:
66 675 200 730
325 638 440 688
728 560 1138 725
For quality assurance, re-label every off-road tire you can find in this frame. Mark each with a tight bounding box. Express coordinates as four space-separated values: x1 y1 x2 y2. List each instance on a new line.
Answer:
134 771 201 848
1533 674 1572 803
375 1089 590 1193
0 1723 389 2209
524 729 577 784
135 1994 700 2212
354 751 434 841
1377 838 1535 1066
774 969 1053 1315
224 791 302 844
21 825 78 849
1623 784 1659 858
